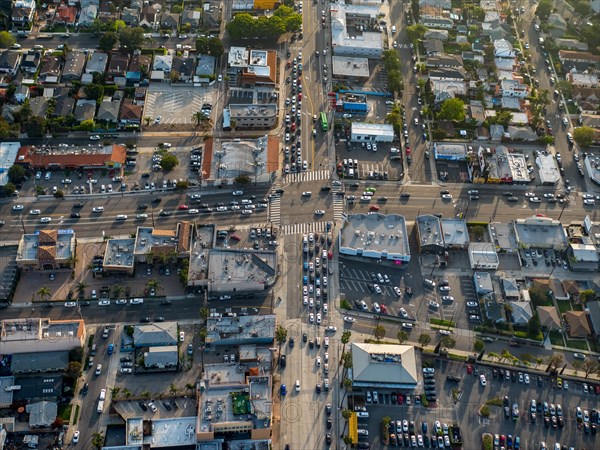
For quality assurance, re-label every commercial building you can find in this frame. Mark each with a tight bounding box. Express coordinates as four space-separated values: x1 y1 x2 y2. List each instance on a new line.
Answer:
0 317 86 355
207 249 277 294
332 56 370 79
433 142 469 161
441 219 469 249
143 346 178 369
339 214 410 263
0 142 21 187
350 123 394 142
16 229 76 271
102 237 135 275
415 215 444 255
227 47 277 87
349 343 418 389
336 93 369 115
468 243 499 270
126 416 198 447
474 272 494 297
16 144 127 170
513 216 568 251
133 222 193 264
205 315 275 347
536 151 561 185
566 243 599 272
226 104 278 129
133 322 178 348
330 2 383 58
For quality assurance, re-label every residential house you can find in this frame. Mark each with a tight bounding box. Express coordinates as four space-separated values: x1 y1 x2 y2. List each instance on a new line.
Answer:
133 87 146 105
500 79 528 98
489 124 504 141
39 55 62 83
29 96 49 118
564 310 592 338
0 51 22 76
86 52 108 75
1 104 22 124
423 39 444 56
14 85 29 103
55 4 77 24
572 86 600 113
96 98 121 124
51 96 75 117
508 126 539 141
181 9 201 30
426 54 463 68
424 29 448 41
554 38 588 51
547 13 567 38
11 0 35 27
152 53 173 79
421 17 454 28
428 67 465 81
537 306 561 330
510 301 533 325
62 51 86 81
431 79 466 103
139 3 162 28
20 50 41 75
472 42 485 54
494 39 516 58
120 7 140 26
568 73 599 89
74 99 96 123
202 0 221 29
78 4 98 27
171 56 195 82
559 50 600 69
119 100 142 125
107 53 130 85
469 102 485 125
126 53 151 84
97 1 120 23
160 12 180 30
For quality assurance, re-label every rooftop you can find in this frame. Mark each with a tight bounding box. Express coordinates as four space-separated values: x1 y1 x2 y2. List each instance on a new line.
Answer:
228 104 277 119
440 219 469 247
474 271 494 295
17 229 75 263
513 216 568 249
126 416 197 448
187 224 214 286
16 144 127 169
207 248 277 293
351 343 418 388
103 238 135 269
0 142 21 186
332 56 370 77
536 151 561 185
339 213 410 262
1 317 83 345
433 142 468 160
133 322 178 347
350 122 394 137
205 315 275 346
207 136 275 182
134 226 178 257
228 47 249 67
416 215 444 249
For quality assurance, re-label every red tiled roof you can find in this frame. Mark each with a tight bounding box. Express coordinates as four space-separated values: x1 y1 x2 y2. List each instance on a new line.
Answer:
38 230 57 245
57 5 77 23
177 221 192 253
37 245 56 262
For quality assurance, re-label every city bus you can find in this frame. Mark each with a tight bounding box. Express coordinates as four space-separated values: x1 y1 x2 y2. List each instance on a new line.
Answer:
320 112 328 131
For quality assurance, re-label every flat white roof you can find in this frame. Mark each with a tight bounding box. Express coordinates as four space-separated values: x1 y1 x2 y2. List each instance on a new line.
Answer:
351 122 394 137
332 56 370 77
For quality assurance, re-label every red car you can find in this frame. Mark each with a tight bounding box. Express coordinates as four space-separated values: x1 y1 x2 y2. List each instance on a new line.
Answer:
405 146 411 155
369 205 380 211
467 364 473 375
397 393 404 404
178 205 189 210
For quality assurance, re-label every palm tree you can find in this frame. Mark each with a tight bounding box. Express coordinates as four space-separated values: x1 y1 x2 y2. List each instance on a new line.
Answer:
111 386 121 397
75 281 88 299
145 250 155 264
65 254 79 270
146 278 162 295
192 111 204 127
275 325 287 352
488 351 501 362
169 384 178 395
341 330 351 357
36 286 51 302
123 388 132 398
91 432 104 450
112 285 124 299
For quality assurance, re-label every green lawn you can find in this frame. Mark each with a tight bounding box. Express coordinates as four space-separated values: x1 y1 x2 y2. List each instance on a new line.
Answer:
565 339 589 351
58 404 72 422
549 330 564 346
557 301 572 314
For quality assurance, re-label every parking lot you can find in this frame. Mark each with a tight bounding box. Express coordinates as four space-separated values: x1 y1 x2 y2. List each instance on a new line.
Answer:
145 85 215 125
335 140 404 181
351 359 599 449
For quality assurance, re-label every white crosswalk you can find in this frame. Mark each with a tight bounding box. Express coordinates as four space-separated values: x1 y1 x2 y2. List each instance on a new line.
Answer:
281 221 328 236
268 194 281 226
332 185 345 221
284 170 331 183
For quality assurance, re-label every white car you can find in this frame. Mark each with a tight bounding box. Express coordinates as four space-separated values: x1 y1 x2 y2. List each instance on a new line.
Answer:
179 331 185 342
373 302 381 313
315 210 325 215
480 374 487 386
583 199 595 205
98 300 110 306
115 214 127 220
373 284 382 294
72 431 80 443
92 207 104 213
529 197 542 203
40 217 52 223
399 308 409 319
309 313 315 323
393 286 402 297
438 329 452 336
232 190 244 196
29 209 41 215
90 134 100 140
316 313 322 324
429 301 440 309
441 194 452 200
64 302 77 307
241 210 253 215
302 191 312 197
12 204 24 211
343 316 356 323
402 322 413 330
325 326 337 333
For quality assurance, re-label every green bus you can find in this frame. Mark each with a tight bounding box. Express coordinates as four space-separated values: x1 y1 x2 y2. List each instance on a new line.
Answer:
320 112 328 131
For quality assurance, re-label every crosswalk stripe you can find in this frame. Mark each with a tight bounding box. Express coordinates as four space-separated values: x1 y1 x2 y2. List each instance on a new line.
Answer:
280 221 328 236
268 195 282 226
284 170 330 183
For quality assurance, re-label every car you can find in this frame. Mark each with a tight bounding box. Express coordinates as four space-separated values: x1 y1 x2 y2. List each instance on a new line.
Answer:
39 216 52 223
402 322 413 330
314 210 325 215
480 374 487 386
344 316 356 323
98 300 110 306
325 326 337 333
29 209 41 215
301 191 312 197
429 300 440 309
574 352 587 360
72 431 80 443
92 206 104 213
441 193 452 200
115 214 127 220
439 285 451 292
438 329 452 336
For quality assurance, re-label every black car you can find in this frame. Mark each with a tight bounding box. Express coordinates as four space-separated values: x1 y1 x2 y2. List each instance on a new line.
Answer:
316 384 321 394
138 203 148 209
70 212 80 218
161 300 172 306
120 356 132 362
82 383 89 395
325 403 332 416
155 316 165 322
159 210 171 217
325 434 332 445
280 355 287 368
141 317 152 323
41 303 54 308
326 418 332 429
288 338 294 348
400 193 411 199
302 332 308 343
139 402 148 411
73 202 84 208
171 400 179 410
162 401 172 411
320 186 331 191
151 197 161 203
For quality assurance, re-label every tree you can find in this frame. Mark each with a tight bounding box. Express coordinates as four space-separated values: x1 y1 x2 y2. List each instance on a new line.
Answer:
529 286 551 307
25 116 47 137
76 281 88 298
341 409 353 420
573 126 595 147
341 330 351 355
418 333 431 348
52 417 64 429
546 353 564 371
0 117 14 138
91 432 105 450
111 285 124 299
53 189 64 199
159 154 179 171
234 174 251 184
192 111 206 127
438 98 466 122
65 361 82 378
0 31 16 48
208 37 224 57
527 313 542 339
405 24 427 42
196 36 210 54
200 307 210 321
440 336 456 350
493 110 513 127
99 32 118 52
7 165 26 185
536 0 553 21
582 360 600 378
397 330 409 344
37 286 51 302
275 325 287 350
579 289 596 304
285 14 303 32
171 5 183 13
572 360 584 374
473 339 485 352
84 83 104 102
118 27 145 52
169 70 180 83
146 278 162 295
373 325 386 341
111 20 126 32
227 13 257 39
3 182 16 197
342 351 353 369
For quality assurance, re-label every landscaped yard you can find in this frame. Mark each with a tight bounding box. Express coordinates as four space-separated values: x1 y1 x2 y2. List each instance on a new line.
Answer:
549 330 564 346
565 339 589 351
557 301 572 314
58 404 72 422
